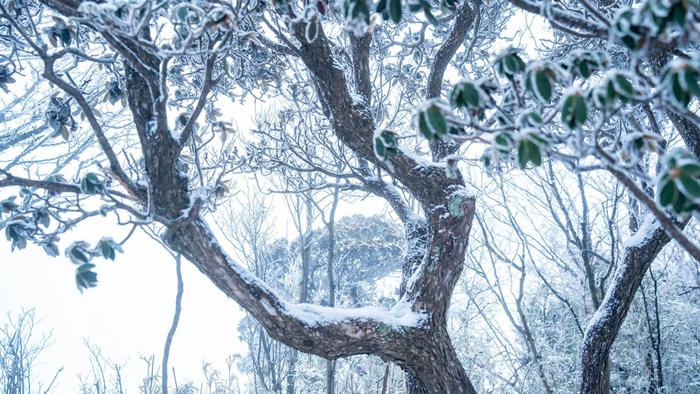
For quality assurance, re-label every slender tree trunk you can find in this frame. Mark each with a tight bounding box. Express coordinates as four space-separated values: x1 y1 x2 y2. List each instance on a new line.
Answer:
579 50 699 389
287 195 314 394
325 186 339 394
580 225 671 394
380 364 391 394
162 255 183 394
645 352 657 393
325 360 336 394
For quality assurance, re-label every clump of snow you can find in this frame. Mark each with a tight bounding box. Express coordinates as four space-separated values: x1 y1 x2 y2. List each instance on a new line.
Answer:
622 213 659 250
284 298 426 329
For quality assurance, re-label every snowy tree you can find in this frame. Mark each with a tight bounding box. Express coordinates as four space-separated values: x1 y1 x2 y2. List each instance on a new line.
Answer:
2 0 700 392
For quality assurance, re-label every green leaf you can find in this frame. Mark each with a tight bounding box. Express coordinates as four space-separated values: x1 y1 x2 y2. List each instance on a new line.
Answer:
613 74 634 98
71 248 90 263
671 73 690 108
97 240 115 260
535 70 552 101
417 112 434 140
463 83 481 108
43 242 60 257
578 61 591 78
305 18 319 43
672 192 690 213
1 197 19 214
680 162 700 176
376 0 387 17
522 112 543 127
495 49 525 78
423 8 438 25
671 3 686 25
503 54 525 76
5 224 27 250
67 242 92 265
561 93 588 129
177 6 189 20
677 175 700 199
451 81 482 110
493 133 511 152
517 139 542 168
684 71 700 98
76 264 98 292
388 0 402 23
80 173 103 194
658 180 676 206
425 105 447 136
60 28 72 46
374 137 386 159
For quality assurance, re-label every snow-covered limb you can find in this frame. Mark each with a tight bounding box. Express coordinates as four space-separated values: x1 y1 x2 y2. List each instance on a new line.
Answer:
581 214 673 394
164 217 432 360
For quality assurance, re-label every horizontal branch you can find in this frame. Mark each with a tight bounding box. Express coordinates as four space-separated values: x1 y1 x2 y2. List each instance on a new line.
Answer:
0 172 80 194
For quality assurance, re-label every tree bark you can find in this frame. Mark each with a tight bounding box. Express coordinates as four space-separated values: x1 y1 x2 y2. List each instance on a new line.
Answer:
402 327 477 394
580 224 670 394
164 213 475 394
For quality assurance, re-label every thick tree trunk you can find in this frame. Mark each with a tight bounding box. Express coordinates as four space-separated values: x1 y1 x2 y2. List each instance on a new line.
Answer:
400 327 477 394
164 217 477 394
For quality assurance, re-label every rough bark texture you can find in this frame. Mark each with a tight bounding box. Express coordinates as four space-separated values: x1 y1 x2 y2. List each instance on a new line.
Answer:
580 226 670 394
426 1 475 162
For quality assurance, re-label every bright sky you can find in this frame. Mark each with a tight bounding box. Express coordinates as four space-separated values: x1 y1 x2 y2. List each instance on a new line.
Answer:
0 218 247 391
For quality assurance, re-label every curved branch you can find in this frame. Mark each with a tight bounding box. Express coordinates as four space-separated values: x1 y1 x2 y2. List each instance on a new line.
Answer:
426 1 476 99
426 0 477 161
162 254 184 394
164 218 424 359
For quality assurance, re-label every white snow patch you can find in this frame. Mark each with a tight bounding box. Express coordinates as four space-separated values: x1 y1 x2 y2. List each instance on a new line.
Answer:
284 298 426 328
622 213 659 249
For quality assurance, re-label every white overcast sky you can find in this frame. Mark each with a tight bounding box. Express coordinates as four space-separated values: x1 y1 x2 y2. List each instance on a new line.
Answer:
0 217 247 391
